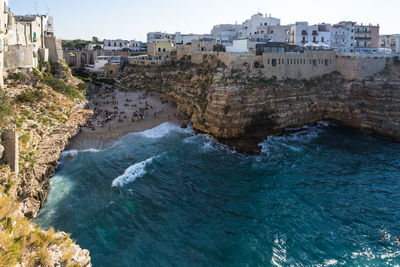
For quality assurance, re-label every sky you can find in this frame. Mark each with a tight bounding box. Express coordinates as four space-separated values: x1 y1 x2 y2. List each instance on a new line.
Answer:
9 0 400 41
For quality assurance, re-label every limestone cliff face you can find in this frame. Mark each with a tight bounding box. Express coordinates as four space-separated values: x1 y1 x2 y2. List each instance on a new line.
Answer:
19 102 91 218
121 60 400 153
0 68 92 266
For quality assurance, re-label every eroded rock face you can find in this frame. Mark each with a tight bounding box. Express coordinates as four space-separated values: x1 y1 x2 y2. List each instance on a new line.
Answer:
0 144 4 159
18 102 91 218
120 61 400 153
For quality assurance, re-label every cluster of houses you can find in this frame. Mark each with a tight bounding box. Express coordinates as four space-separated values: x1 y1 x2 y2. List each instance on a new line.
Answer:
67 12 399 81
0 0 64 86
139 12 400 61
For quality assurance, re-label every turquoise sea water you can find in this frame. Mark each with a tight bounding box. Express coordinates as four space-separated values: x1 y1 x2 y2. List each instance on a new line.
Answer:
35 122 400 266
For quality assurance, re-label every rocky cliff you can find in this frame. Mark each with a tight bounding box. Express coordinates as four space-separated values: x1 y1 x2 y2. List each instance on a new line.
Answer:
121 57 400 153
0 64 92 266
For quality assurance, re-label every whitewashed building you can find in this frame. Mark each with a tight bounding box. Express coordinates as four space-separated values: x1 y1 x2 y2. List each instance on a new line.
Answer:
380 34 400 53
240 13 281 40
129 40 144 51
331 22 356 52
211 24 240 46
103 39 129 51
147 32 176 43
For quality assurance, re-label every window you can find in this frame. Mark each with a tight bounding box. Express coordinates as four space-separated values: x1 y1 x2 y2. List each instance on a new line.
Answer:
287 59 289 64
322 37 325 42
297 59 300 64
313 59 317 66
302 30 307 35
324 59 329 66
290 59 293 64
158 48 161 52
302 37 306 43
271 59 277 67
268 59 270 64
163 48 166 52
278 59 281 64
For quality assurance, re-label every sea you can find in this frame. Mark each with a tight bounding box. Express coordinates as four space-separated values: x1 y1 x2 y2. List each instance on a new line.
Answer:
35 122 400 266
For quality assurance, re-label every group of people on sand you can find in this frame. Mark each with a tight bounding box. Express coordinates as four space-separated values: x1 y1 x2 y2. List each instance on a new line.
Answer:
80 88 177 132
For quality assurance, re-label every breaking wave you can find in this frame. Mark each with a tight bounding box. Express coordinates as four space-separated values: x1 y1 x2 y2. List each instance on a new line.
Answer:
138 122 193 139
112 157 155 187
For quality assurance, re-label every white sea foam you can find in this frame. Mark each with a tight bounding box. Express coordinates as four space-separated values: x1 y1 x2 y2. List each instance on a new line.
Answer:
112 157 155 187
271 236 287 267
82 148 102 154
138 122 193 139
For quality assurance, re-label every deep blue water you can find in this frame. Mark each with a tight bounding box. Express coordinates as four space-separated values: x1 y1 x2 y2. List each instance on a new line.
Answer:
35 122 400 266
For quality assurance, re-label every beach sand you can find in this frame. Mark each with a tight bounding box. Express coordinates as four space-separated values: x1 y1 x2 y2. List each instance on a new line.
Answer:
66 85 189 150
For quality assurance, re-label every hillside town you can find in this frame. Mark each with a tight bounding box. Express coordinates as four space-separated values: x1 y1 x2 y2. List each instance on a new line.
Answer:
59 12 400 83
0 2 398 84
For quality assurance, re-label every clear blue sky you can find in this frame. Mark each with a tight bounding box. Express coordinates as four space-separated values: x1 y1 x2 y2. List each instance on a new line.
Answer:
9 0 400 41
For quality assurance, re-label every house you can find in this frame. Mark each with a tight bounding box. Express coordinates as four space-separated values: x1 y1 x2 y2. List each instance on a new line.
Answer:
354 24 380 52
147 32 176 43
129 41 144 52
240 13 281 40
380 34 400 53
5 13 60 70
103 40 129 51
147 40 175 60
225 39 263 53
331 21 356 52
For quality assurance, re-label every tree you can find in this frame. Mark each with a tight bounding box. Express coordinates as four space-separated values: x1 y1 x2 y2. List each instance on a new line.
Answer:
92 36 99 44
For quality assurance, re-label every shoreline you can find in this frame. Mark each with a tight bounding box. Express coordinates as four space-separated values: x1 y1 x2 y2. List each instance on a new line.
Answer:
66 85 189 150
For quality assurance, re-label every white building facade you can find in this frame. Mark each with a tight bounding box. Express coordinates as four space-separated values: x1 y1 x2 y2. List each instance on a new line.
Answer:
331 22 356 52
380 34 400 53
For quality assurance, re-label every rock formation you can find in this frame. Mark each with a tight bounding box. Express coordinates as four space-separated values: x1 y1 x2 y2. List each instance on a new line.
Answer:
121 57 400 153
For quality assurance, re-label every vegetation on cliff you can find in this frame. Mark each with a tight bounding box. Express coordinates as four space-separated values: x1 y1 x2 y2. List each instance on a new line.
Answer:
0 189 84 266
0 62 91 266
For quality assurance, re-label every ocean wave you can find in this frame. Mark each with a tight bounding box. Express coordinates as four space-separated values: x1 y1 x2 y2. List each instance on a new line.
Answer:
138 122 193 139
271 236 287 267
260 122 329 155
112 157 155 187
61 148 103 160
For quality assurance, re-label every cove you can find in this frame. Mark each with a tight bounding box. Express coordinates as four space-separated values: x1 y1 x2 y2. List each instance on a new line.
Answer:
35 122 400 266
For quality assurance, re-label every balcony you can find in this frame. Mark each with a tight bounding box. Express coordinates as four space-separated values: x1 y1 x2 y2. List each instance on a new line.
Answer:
356 29 371 33
355 36 371 40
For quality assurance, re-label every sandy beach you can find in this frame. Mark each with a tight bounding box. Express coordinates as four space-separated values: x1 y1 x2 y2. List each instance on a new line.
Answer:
66 84 189 150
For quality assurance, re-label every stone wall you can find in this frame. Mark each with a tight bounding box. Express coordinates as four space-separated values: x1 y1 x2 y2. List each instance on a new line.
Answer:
336 54 389 80
4 44 35 70
177 45 393 81
1 130 19 174
45 36 61 63
260 51 337 80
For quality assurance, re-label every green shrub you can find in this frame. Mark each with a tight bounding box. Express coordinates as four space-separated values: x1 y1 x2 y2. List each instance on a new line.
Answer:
0 89 11 124
41 73 83 99
38 57 43 71
16 88 44 103
46 61 51 73
32 68 41 77
11 72 23 80
77 82 88 92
